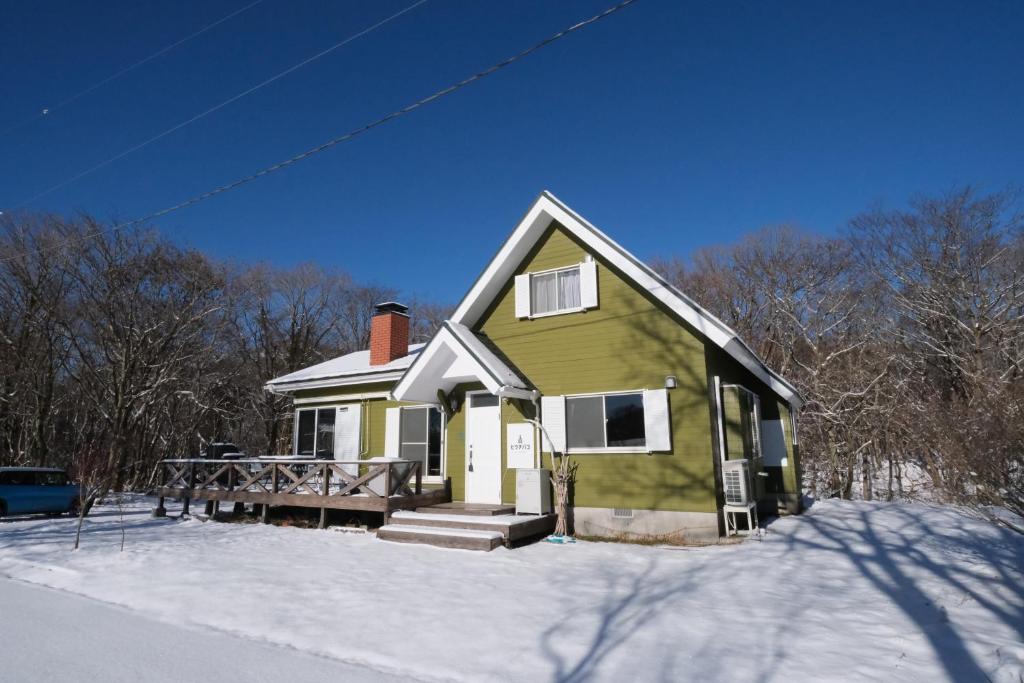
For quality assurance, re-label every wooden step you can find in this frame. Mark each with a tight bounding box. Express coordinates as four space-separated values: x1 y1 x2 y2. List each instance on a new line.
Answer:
377 524 504 551
392 511 557 544
415 502 516 516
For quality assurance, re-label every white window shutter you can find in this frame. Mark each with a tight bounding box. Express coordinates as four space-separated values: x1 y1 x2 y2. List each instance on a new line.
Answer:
579 260 598 309
514 274 531 318
643 388 671 452
334 405 362 475
540 395 566 454
384 407 401 458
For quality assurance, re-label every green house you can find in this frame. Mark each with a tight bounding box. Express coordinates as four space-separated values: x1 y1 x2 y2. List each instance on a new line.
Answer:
266 192 802 542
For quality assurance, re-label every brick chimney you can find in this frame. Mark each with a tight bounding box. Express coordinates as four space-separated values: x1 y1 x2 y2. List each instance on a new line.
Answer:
369 302 410 366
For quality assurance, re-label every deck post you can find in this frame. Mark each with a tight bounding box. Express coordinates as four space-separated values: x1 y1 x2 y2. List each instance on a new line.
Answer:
152 495 166 518
318 462 329 529
229 463 244 515
383 463 393 525
206 463 215 516
211 462 220 517
260 503 270 524
182 462 195 516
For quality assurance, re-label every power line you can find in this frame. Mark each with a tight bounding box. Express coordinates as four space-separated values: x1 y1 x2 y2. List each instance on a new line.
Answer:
10 0 430 209
0 0 265 140
0 0 640 264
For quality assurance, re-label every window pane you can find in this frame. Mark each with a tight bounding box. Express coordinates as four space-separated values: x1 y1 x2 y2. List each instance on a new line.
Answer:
401 407 427 443
400 443 427 468
470 393 499 408
428 409 442 476
296 410 316 455
606 394 646 448
567 396 605 448
558 268 581 309
316 408 335 458
39 472 66 486
531 272 557 314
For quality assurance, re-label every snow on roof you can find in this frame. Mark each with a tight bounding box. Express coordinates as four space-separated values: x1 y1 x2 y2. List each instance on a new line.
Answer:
265 344 425 390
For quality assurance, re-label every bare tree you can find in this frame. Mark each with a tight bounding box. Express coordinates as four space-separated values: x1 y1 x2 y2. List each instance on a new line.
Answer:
56 221 225 511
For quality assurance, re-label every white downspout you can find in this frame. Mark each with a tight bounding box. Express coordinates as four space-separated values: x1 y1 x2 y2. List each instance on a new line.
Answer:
713 375 727 467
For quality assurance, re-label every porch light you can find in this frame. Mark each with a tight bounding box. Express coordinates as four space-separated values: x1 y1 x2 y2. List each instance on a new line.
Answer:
665 375 678 390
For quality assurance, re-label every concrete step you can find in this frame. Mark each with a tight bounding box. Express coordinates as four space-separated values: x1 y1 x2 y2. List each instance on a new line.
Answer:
391 511 557 544
415 502 516 516
377 524 504 551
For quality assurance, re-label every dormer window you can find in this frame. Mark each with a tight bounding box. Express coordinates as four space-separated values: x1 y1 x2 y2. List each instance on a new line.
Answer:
514 259 598 319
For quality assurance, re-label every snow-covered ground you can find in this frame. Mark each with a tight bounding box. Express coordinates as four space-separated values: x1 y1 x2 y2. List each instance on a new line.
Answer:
0 579 420 682
1 498 1021 682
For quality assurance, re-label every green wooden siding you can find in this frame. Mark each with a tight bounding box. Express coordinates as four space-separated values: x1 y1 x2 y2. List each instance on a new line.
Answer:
705 345 802 508
475 223 719 514
280 221 802 515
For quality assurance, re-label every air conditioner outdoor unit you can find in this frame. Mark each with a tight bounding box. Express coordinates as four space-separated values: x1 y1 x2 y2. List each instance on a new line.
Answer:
723 459 751 506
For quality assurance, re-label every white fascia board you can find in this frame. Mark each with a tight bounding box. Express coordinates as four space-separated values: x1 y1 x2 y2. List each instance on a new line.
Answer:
264 371 404 394
450 191 803 408
723 338 803 408
444 321 525 389
450 196 552 325
293 391 390 404
392 325 525 403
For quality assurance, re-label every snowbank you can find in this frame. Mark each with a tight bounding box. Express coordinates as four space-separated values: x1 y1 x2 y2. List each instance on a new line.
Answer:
1 498 1021 682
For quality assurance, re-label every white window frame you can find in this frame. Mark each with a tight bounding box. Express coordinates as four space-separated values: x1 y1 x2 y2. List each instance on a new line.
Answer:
527 264 585 318
789 406 799 446
565 389 647 454
396 405 446 483
293 405 340 458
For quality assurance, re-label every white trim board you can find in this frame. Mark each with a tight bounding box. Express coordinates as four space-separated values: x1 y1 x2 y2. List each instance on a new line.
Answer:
292 391 390 405
265 371 406 394
448 192 802 408
392 321 529 404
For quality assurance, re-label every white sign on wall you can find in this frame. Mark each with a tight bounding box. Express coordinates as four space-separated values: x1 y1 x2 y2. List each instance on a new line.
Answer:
506 423 536 469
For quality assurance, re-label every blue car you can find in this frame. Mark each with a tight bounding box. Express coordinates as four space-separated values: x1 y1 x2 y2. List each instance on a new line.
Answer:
0 467 81 517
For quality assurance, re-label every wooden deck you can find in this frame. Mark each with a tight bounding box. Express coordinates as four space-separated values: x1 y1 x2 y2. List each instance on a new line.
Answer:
155 458 449 525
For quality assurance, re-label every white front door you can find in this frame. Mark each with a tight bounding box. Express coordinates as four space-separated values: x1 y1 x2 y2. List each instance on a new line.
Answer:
465 392 502 504
334 404 362 476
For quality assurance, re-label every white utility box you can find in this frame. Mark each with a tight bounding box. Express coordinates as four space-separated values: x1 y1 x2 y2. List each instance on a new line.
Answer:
515 468 552 515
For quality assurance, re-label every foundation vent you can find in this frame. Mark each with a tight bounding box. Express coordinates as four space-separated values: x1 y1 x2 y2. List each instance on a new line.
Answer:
612 508 634 519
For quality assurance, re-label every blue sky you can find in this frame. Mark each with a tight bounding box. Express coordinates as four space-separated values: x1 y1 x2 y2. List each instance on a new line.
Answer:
1 0 1021 303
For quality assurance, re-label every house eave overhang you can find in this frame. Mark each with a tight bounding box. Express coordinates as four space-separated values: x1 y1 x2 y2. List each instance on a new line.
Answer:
391 321 528 404
264 369 405 395
448 191 804 409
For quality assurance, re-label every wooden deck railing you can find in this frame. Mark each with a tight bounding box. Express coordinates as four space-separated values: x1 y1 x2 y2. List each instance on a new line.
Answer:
155 458 449 524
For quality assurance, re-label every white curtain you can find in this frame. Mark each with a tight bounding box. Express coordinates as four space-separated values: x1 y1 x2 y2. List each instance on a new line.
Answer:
531 272 558 314
558 268 581 309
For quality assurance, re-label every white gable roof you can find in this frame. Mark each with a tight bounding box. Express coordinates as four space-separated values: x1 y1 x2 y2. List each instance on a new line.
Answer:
265 344 425 393
391 322 530 404
449 192 803 408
